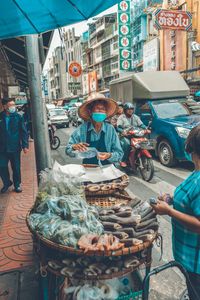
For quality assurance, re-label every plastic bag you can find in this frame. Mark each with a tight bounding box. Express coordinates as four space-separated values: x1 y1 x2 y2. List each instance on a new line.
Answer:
76 285 104 300
38 168 84 199
74 147 98 159
30 168 103 247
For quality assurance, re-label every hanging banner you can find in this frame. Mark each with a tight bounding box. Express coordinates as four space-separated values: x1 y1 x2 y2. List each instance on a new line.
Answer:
154 9 192 31
88 71 98 94
118 0 132 71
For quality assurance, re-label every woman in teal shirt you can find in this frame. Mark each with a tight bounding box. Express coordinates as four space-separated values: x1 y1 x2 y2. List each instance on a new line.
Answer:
151 125 200 300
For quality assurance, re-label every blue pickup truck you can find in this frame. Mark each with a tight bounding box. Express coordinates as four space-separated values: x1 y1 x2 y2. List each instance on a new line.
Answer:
110 71 200 167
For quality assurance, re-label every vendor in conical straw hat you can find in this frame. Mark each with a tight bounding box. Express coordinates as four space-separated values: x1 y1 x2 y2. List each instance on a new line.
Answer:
66 92 123 165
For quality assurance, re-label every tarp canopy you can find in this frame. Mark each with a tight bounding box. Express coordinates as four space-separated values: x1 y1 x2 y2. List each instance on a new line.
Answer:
0 0 119 40
110 71 190 100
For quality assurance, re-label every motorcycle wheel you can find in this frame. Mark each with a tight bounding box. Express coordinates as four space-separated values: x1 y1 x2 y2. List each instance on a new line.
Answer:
51 136 60 150
139 156 154 182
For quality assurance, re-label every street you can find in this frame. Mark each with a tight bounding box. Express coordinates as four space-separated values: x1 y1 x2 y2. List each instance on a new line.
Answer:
51 126 193 300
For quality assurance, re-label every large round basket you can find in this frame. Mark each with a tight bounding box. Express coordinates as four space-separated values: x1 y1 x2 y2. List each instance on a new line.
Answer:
82 164 129 196
26 214 157 258
47 257 148 281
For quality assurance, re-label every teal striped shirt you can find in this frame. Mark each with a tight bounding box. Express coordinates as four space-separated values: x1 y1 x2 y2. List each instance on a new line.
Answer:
172 171 200 274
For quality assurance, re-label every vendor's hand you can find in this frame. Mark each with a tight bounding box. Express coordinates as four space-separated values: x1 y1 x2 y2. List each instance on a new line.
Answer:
158 193 172 203
23 148 29 154
151 200 172 216
122 131 129 137
97 152 111 161
72 143 89 152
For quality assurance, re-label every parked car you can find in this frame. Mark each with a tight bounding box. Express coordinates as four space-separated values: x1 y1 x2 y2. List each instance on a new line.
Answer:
110 71 200 167
49 108 69 128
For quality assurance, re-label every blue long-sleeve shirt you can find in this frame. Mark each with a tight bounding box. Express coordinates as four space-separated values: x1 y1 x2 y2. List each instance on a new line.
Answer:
66 122 124 163
0 111 29 153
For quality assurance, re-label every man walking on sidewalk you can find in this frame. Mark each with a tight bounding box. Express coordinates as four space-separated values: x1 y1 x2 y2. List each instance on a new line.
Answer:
0 98 29 193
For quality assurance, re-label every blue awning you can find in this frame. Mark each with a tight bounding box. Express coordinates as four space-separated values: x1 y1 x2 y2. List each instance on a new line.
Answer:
0 0 119 40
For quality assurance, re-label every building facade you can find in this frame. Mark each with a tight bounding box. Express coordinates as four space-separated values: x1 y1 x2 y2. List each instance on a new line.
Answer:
48 46 67 101
131 0 162 71
84 13 119 94
184 0 200 92
64 28 82 97
159 0 200 92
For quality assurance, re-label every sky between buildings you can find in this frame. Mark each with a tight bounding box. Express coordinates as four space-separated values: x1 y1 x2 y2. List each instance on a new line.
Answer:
43 4 117 72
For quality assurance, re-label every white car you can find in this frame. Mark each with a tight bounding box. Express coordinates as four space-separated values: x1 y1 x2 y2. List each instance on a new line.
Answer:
49 108 69 128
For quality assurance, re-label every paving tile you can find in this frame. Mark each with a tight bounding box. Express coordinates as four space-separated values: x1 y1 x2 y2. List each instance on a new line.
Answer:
0 144 38 273
19 266 39 300
0 271 19 300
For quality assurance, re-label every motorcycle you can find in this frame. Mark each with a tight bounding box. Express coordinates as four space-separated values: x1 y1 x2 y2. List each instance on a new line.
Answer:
48 123 61 150
72 116 83 127
121 127 155 182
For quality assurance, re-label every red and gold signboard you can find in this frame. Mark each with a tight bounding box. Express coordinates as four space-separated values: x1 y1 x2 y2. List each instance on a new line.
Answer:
88 71 98 94
154 9 192 31
160 29 187 71
68 62 82 77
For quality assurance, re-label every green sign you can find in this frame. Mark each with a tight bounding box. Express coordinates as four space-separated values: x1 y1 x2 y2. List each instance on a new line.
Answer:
120 59 132 71
118 0 132 72
118 0 130 12
119 36 131 48
68 82 81 91
119 24 131 36
118 12 130 25
120 49 131 60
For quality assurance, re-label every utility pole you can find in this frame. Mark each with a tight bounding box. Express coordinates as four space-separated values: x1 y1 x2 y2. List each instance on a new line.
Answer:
25 35 52 182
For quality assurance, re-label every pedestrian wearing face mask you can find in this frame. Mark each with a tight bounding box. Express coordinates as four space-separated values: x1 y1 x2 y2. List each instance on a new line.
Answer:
66 93 123 165
0 98 29 193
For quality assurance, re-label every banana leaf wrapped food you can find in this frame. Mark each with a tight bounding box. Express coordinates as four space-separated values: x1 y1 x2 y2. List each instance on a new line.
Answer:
28 195 103 248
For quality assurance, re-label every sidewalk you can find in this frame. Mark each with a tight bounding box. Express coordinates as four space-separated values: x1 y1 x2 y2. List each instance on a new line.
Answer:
0 144 39 299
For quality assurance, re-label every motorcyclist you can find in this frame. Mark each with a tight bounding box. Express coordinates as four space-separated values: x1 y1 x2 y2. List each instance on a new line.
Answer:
117 102 148 168
109 101 124 128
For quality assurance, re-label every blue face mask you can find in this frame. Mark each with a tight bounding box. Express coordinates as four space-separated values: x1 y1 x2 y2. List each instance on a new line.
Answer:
8 107 16 114
92 112 107 123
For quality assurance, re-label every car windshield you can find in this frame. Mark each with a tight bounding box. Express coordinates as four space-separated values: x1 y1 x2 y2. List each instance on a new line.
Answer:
50 109 65 116
152 100 190 119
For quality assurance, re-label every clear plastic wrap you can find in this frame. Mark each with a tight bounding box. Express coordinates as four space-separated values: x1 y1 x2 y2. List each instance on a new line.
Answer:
36 168 84 205
29 168 103 247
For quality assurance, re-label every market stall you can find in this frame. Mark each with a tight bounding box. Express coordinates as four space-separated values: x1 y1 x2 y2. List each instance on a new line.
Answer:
27 163 159 300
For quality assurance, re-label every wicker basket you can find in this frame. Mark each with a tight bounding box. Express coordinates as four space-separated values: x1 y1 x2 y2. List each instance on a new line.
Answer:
83 167 129 196
26 215 156 258
47 258 147 281
86 190 132 207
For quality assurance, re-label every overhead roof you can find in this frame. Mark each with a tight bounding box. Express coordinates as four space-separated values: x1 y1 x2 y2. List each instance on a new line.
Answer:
0 0 118 40
110 71 190 99
0 31 53 89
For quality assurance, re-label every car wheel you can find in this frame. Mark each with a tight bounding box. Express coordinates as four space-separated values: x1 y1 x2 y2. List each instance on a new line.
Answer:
158 140 177 167
66 123 69 128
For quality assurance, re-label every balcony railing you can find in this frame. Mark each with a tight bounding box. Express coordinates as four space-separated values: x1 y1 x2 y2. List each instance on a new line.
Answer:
102 50 111 60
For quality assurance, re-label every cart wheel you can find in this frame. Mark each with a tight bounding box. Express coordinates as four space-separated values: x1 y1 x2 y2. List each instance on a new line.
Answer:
180 289 189 300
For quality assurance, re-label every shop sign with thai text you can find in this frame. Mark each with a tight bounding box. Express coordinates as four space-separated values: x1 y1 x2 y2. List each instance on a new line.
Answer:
68 82 81 91
154 9 192 31
118 0 132 71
